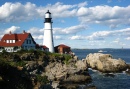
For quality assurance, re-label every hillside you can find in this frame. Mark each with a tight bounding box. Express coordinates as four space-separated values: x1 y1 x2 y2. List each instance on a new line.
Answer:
0 49 94 89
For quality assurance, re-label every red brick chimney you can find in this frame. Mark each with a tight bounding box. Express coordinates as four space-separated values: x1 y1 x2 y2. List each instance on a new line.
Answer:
23 30 26 34
9 31 12 35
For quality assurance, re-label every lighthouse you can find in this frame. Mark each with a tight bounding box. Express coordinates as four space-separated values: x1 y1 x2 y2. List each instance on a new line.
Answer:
43 10 54 52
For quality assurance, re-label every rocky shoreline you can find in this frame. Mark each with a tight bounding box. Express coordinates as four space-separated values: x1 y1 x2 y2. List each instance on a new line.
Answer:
25 53 95 89
0 51 96 89
18 52 130 89
0 51 130 89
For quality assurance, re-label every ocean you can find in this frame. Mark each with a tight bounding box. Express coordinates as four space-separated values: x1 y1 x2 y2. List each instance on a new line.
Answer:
72 49 130 89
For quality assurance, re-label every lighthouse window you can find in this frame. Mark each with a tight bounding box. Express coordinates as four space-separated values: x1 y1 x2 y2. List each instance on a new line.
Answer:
45 18 51 22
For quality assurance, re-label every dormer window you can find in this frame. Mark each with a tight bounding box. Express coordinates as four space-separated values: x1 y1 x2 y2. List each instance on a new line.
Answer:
6 40 16 43
6 40 9 43
10 40 12 43
13 40 15 43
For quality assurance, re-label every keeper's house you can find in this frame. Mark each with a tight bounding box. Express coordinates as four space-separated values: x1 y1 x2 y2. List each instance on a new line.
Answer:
0 31 37 52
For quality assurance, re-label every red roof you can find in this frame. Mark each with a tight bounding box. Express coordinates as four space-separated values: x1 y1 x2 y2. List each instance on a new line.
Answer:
57 44 70 48
0 32 35 47
42 45 48 49
36 44 48 49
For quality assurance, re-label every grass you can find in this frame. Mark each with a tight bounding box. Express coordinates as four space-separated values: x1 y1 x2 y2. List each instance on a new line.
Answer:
0 49 72 63
0 49 72 66
9 61 26 67
36 75 49 84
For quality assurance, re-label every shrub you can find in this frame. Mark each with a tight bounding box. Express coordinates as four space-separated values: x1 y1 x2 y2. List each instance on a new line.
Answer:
17 48 28 53
15 61 26 67
63 54 71 64
36 75 49 84
28 49 35 53
2 49 7 53
9 61 26 67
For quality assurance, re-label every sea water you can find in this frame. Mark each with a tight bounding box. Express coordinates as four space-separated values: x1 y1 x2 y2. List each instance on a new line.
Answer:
72 49 130 89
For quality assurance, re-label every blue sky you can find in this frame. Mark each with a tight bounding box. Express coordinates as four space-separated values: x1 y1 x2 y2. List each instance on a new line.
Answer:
0 0 130 49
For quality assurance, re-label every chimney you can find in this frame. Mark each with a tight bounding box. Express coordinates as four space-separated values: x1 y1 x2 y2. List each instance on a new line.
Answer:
23 30 26 34
9 31 12 35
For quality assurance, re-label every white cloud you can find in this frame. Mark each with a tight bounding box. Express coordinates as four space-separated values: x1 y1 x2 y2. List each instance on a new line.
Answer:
54 36 64 40
4 26 20 33
77 1 88 7
86 31 110 40
27 25 86 41
0 2 130 29
113 38 120 43
125 37 130 40
77 7 91 16
113 40 119 43
63 27 130 41
0 26 20 40
33 35 43 40
53 24 87 35
77 5 130 28
69 35 85 40
27 27 44 35
26 27 44 41
86 28 130 40
0 2 38 22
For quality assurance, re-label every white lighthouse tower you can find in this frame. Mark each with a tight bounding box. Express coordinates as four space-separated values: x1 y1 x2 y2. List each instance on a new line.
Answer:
43 10 54 52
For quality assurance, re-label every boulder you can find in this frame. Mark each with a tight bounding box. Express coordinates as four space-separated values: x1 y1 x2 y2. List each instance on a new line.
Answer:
64 74 91 83
45 61 92 88
86 53 127 73
127 64 130 69
51 81 60 89
45 62 67 80
75 60 88 70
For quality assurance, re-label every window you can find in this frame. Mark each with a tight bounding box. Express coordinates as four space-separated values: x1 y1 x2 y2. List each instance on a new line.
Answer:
10 40 12 43
29 40 31 44
13 40 15 43
26 40 28 44
6 40 9 43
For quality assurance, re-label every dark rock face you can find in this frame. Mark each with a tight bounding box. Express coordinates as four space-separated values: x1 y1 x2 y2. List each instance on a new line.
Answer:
0 62 33 89
126 64 130 75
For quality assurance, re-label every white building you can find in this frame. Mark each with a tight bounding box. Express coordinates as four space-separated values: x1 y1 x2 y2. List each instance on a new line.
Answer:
0 31 36 52
43 10 54 53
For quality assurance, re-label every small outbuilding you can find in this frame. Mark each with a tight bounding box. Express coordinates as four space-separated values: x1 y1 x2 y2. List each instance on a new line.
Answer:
55 44 71 54
36 44 49 52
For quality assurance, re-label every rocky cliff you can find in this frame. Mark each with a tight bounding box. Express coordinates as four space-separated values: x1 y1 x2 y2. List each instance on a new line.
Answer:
0 50 95 89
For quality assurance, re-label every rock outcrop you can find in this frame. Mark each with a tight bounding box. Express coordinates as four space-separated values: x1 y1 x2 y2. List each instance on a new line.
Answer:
0 50 95 89
44 56 92 89
85 53 127 73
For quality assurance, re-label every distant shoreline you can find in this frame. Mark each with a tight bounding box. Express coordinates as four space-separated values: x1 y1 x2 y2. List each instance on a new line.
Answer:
72 48 130 50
